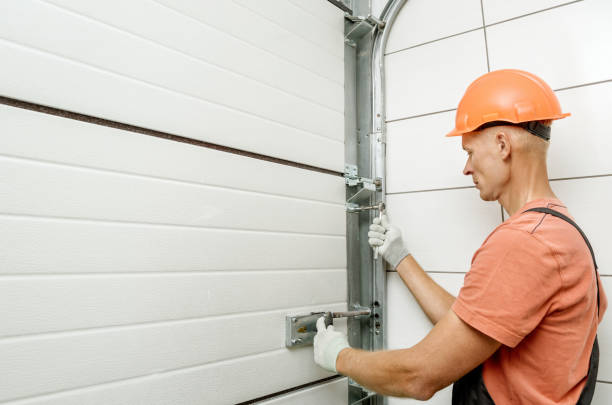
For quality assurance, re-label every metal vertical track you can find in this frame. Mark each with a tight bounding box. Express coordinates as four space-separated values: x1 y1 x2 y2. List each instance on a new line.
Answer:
345 1 407 404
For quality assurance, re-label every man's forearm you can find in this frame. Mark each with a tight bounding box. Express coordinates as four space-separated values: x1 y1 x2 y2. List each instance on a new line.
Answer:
336 347 433 400
395 255 456 324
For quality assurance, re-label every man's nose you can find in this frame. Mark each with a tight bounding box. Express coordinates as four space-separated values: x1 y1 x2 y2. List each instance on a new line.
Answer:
463 159 472 176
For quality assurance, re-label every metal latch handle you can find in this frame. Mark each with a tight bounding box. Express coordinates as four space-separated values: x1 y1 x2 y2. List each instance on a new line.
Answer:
286 307 372 348
314 308 372 328
325 309 372 319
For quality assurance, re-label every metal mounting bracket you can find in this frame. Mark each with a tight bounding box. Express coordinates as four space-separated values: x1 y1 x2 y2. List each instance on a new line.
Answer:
344 14 385 46
285 307 371 348
345 164 381 205
327 0 352 14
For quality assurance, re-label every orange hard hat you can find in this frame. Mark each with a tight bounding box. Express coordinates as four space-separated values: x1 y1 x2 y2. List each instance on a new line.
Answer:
446 69 570 139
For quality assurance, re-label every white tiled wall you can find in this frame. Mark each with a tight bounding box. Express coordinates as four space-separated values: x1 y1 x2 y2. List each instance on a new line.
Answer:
385 0 482 53
482 0 575 24
386 190 500 271
386 110 473 193
385 29 488 121
549 82 612 179
385 0 612 402
486 0 612 91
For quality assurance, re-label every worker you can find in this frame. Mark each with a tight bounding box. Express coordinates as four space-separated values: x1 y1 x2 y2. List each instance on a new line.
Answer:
313 69 607 404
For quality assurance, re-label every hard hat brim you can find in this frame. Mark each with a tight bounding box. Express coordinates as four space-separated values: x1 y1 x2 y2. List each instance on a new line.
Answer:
445 112 571 138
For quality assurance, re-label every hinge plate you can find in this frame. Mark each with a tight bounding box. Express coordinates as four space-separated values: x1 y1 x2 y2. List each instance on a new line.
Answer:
345 164 381 205
344 164 379 188
285 312 329 348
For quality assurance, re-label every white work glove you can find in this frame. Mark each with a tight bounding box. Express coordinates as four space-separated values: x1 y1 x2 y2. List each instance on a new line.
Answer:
368 214 410 269
313 316 349 373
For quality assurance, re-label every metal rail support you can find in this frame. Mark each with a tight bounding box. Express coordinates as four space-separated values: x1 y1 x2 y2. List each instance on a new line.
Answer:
344 1 407 404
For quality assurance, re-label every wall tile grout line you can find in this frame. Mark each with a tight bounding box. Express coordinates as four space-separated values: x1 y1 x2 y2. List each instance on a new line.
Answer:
384 0 585 59
384 27 483 56
480 0 491 72
484 0 585 28
385 108 457 123
387 185 475 195
387 174 612 196
555 78 612 92
385 80 612 124
598 380 612 385
0 96 343 177
550 174 612 182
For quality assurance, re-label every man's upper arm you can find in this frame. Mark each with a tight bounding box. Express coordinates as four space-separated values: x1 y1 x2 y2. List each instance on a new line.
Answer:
409 309 501 393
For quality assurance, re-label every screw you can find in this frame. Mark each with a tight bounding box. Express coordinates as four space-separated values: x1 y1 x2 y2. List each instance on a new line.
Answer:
292 318 297 323
375 330 380 335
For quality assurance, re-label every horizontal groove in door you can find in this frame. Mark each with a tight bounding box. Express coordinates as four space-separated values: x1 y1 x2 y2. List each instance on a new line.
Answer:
234 375 344 405
0 95 343 177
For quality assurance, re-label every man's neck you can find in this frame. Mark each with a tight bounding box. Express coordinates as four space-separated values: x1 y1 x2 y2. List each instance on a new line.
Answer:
499 162 557 216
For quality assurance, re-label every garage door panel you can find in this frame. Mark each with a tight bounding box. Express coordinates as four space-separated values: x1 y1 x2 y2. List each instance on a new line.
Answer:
0 303 346 403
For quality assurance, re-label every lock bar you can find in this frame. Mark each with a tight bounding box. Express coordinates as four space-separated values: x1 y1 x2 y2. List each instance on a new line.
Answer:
346 201 385 214
285 307 371 348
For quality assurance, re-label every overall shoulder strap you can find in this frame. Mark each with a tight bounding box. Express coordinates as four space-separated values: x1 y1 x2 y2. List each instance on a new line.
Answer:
524 207 600 316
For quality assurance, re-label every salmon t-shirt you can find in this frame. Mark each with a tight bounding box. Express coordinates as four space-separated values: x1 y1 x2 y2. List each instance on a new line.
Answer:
452 198 607 404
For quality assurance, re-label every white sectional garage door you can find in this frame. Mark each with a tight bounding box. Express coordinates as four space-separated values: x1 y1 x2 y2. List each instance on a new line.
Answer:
0 1 347 404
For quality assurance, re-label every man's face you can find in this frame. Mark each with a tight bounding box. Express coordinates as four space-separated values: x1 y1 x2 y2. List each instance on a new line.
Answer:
461 129 510 201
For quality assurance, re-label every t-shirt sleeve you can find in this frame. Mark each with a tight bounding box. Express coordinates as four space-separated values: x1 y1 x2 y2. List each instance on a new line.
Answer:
452 227 562 348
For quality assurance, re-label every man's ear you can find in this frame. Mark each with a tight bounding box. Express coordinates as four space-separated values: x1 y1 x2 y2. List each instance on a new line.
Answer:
495 131 511 160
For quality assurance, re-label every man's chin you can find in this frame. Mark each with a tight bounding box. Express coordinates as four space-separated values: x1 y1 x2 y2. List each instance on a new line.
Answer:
478 190 496 202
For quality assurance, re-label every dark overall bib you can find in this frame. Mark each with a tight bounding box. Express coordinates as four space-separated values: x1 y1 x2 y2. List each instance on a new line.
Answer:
452 208 601 405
